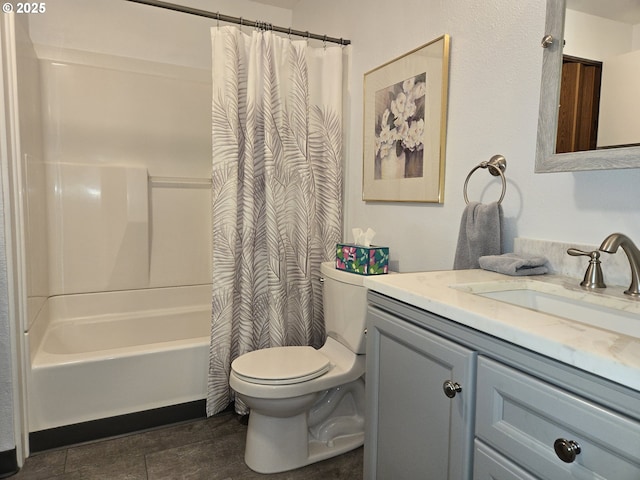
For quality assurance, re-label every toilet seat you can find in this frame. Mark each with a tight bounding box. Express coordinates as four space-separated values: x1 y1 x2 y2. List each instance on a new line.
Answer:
231 346 331 385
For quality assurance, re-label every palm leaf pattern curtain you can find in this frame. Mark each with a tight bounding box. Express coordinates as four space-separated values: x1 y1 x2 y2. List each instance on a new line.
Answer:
207 26 344 416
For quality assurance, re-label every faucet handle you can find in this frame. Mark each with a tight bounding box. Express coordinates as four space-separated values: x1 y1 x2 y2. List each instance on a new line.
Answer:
567 249 606 289
567 248 597 258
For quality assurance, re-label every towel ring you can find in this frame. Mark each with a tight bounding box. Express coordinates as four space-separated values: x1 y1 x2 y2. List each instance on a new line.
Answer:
463 155 507 205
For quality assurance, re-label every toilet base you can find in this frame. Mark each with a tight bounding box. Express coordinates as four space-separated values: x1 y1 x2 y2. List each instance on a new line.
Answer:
244 410 364 474
242 378 365 474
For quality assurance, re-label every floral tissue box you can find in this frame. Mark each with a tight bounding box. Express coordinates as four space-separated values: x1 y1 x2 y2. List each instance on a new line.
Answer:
336 243 389 275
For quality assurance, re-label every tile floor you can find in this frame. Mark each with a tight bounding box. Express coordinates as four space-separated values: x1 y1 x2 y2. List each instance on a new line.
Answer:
12 412 363 479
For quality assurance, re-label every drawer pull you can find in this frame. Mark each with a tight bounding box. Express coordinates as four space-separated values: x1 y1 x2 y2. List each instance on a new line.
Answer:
554 438 581 463
442 380 462 398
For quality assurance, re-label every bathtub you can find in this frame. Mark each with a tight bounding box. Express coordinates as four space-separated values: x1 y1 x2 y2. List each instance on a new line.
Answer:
27 285 211 433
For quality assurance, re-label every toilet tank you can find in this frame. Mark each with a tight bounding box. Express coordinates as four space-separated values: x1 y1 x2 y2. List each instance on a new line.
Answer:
320 262 369 354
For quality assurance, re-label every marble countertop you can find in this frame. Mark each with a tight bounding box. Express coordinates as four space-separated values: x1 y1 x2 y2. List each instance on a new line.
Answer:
363 269 640 392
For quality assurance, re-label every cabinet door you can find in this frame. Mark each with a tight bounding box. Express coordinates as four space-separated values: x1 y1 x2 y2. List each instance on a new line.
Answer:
364 307 476 480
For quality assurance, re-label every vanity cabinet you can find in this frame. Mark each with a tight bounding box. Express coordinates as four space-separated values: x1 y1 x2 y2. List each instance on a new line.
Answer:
364 306 476 480
364 291 640 480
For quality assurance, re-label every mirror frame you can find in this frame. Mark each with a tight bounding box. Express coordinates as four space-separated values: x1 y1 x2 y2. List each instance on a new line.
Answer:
535 0 640 173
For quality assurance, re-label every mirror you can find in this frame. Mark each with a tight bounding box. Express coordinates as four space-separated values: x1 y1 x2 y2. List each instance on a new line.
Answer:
535 0 640 172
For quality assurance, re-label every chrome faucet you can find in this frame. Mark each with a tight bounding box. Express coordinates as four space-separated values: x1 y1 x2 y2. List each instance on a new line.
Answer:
599 233 640 297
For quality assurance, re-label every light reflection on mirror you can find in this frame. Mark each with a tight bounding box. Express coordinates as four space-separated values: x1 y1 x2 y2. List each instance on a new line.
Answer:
560 1 640 153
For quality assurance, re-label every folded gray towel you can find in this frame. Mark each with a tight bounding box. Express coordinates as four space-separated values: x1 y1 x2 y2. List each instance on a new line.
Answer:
453 202 502 270
478 253 549 276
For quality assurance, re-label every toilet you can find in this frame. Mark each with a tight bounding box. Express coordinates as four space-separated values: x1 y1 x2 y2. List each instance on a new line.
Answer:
229 261 370 474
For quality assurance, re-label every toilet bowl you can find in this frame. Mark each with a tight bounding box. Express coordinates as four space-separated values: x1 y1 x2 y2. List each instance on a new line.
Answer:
229 261 371 474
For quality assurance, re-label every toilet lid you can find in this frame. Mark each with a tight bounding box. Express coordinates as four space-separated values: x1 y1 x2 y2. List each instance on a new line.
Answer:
231 346 331 385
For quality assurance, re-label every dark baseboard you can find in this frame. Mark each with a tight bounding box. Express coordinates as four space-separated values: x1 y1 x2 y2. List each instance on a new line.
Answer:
29 400 207 453
0 448 18 478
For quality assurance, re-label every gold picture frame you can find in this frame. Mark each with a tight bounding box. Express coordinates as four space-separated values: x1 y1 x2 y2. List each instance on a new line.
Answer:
362 34 450 203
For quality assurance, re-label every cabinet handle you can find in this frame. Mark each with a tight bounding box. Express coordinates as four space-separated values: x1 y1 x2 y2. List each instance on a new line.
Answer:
442 380 462 398
553 438 581 463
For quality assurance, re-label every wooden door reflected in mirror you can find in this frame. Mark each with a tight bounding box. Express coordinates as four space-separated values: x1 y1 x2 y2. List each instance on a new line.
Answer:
556 56 602 154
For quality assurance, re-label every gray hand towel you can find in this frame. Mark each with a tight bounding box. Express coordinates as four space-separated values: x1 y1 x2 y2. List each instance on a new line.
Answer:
478 253 549 276
453 202 502 270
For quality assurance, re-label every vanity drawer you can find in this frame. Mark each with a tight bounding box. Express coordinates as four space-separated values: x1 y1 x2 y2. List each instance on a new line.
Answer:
476 356 640 480
474 440 538 480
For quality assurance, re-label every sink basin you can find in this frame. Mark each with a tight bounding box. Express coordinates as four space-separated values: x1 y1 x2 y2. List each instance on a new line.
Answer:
453 280 640 338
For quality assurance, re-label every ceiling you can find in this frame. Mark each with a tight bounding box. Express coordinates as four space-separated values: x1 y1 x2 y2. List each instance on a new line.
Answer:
567 0 640 24
251 0 300 10
253 1 640 25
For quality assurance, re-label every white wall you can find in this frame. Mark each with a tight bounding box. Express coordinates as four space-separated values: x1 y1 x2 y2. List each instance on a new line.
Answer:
564 9 633 60
292 0 640 274
598 49 640 147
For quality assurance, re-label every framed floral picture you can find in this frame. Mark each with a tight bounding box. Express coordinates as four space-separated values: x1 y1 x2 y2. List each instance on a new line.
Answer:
362 35 450 202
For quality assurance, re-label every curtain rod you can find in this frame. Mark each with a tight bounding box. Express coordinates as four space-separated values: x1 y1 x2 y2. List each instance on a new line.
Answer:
126 0 351 46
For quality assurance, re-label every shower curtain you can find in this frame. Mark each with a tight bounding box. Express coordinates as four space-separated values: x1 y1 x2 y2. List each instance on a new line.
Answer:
206 26 345 416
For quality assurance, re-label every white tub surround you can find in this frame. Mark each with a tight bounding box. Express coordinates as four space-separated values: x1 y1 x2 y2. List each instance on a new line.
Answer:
47 163 149 295
363 270 640 392
37 49 213 300
27 285 210 432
